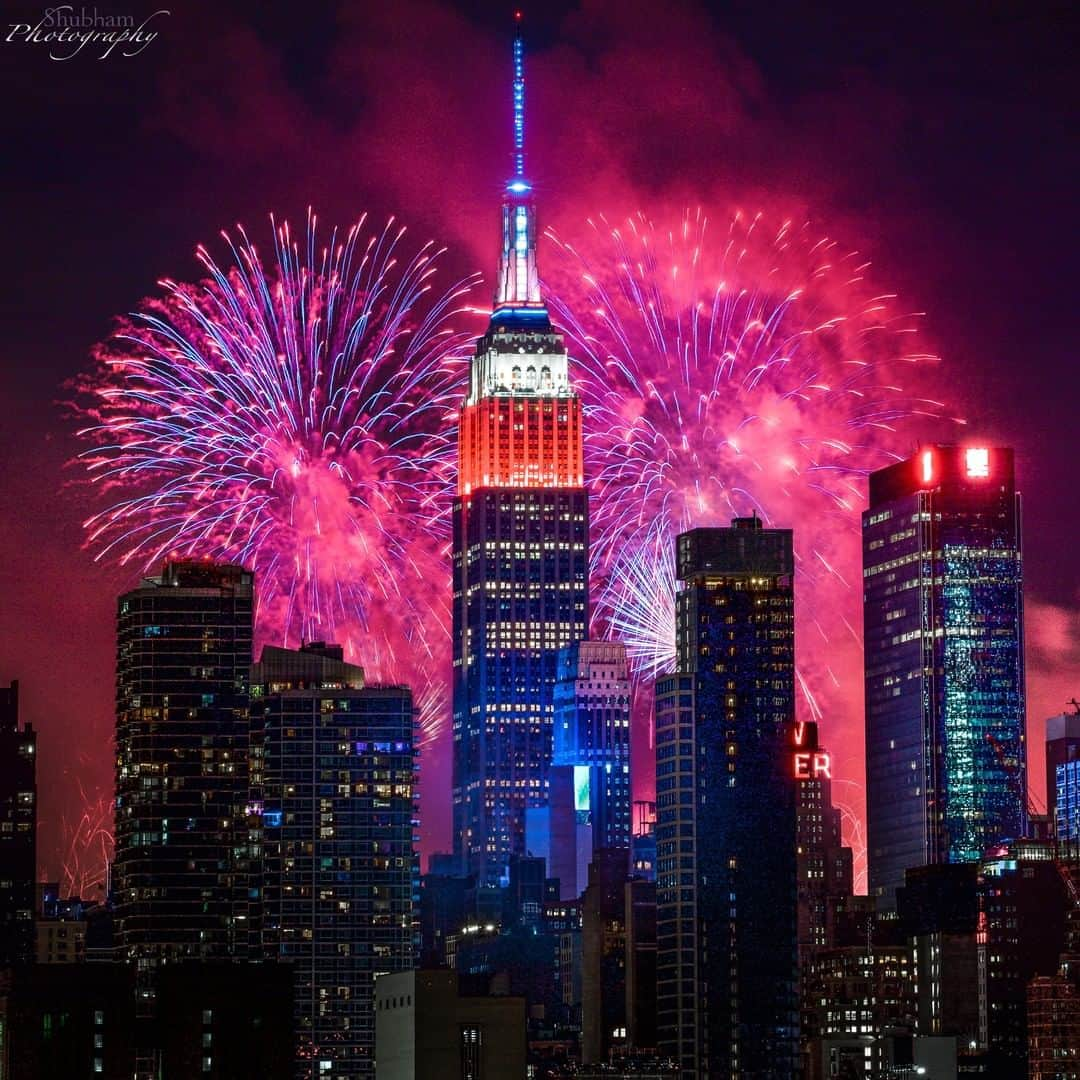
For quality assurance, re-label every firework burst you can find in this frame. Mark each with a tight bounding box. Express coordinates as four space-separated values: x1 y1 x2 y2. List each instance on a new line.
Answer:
546 208 952 889
75 211 478 742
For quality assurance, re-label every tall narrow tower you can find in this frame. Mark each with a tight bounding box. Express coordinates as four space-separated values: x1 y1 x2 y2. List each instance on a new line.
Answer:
0 681 36 967
452 21 589 885
655 521 799 1079
114 559 254 962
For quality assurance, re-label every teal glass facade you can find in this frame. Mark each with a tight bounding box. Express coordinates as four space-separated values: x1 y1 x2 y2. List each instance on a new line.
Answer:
863 446 1025 906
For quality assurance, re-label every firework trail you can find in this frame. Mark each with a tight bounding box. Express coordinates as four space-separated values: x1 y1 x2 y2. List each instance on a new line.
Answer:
60 788 114 900
546 208 952 890
75 211 478 744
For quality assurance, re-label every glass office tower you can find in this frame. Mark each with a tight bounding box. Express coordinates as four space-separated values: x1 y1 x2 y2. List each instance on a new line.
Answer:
863 445 1025 906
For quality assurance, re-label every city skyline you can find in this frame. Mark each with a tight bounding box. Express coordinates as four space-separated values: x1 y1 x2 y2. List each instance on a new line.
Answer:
3 7 1078 1077
1 1 1076 907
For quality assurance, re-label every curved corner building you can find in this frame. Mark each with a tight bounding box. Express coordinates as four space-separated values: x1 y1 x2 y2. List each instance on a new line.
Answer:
452 25 589 885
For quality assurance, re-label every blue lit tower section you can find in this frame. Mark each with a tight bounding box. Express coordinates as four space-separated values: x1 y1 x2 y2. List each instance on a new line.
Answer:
552 640 632 853
452 22 589 884
655 521 799 1079
863 445 1025 907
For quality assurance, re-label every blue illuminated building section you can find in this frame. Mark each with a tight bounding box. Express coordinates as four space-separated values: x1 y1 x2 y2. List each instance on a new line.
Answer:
551 640 632 855
1056 758 1080 848
863 445 1025 907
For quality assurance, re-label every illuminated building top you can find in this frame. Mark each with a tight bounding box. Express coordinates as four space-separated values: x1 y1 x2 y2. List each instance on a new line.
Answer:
868 444 1013 502
459 18 582 491
490 16 544 316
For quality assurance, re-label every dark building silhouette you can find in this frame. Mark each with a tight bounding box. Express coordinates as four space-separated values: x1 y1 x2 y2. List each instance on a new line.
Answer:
0 680 35 966
624 877 657 1056
374 969 526 1080
155 962 294 1079
0 962 136 1079
655 520 799 1078
863 446 1025 906
581 849 630 1064
113 560 254 963
978 840 1071 1078
793 719 854 961
0 961 293 1079
452 28 589 885
897 863 981 1048
419 870 469 968
250 642 417 1079
504 854 557 929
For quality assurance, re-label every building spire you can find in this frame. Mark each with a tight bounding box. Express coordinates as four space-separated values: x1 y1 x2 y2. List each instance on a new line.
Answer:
511 12 526 187
494 12 542 311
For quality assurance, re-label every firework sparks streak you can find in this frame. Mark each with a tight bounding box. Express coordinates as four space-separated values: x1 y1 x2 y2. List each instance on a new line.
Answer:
74 212 479 745
72 206 946 889
545 209 950 877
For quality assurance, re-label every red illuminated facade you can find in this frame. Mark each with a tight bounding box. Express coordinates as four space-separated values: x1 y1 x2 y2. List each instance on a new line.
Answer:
458 392 583 494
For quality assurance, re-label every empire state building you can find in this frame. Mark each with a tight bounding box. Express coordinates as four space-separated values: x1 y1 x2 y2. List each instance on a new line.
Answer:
452 22 589 884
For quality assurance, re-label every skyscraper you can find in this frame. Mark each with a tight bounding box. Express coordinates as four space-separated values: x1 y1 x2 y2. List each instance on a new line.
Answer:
655 520 799 1079
793 719 853 959
1046 709 1080 833
113 560 253 962
553 640 632 853
250 643 416 1080
452 25 589 884
863 445 1026 906
0 680 36 966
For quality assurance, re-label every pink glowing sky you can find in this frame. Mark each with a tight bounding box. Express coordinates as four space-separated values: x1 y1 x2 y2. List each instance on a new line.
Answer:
0 1 1075 890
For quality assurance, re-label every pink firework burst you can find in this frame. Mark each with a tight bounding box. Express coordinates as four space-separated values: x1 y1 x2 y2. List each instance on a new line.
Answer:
546 208 954 890
75 211 479 745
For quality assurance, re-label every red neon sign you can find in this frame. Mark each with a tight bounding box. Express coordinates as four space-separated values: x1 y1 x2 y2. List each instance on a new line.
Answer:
794 751 832 780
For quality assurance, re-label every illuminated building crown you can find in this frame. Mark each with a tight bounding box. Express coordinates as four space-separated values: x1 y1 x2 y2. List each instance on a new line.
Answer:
458 16 583 493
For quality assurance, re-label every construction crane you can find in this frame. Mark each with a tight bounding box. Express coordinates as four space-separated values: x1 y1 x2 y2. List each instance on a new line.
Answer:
986 732 1080 909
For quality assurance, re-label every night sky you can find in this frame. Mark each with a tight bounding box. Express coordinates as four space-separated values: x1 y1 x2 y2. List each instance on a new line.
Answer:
1 0 1076 889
